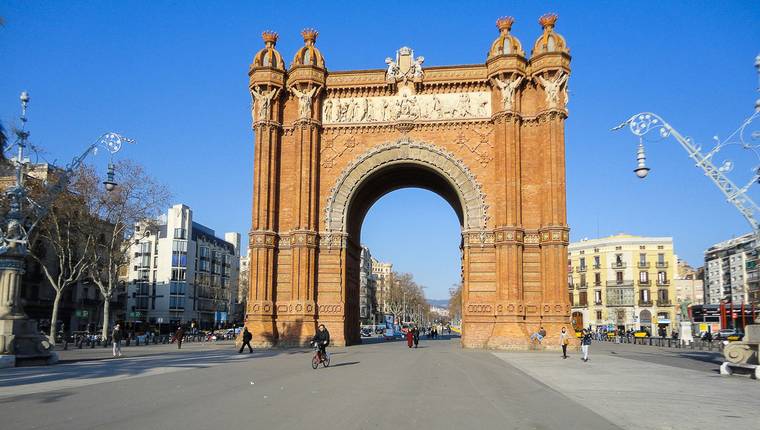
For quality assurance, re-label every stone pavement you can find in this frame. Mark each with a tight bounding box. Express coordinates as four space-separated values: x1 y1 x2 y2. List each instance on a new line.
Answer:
1 336 756 430
495 341 760 430
53 339 236 362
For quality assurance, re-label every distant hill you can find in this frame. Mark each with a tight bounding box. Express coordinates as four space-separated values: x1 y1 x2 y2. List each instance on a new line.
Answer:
427 299 449 308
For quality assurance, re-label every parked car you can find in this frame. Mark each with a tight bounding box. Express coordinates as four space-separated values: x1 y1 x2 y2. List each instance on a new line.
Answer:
714 329 743 341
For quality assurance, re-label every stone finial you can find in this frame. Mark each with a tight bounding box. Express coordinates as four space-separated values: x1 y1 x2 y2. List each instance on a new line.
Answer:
496 16 515 33
262 31 279 46
539 13 558 29
301 28 318 44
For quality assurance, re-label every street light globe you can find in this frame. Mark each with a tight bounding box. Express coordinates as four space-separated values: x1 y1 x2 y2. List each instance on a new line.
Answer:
103 163 117 192
634 166 650 179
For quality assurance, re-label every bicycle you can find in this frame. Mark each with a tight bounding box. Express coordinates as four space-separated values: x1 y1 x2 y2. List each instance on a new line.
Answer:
311 341 330 369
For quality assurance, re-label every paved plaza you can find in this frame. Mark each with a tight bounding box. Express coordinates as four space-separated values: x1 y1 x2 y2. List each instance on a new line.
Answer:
1 337 759 430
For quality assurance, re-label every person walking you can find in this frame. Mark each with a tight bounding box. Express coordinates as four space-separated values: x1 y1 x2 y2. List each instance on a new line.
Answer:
176 325 185 349
559 326 571 359
406 329 414 348
112 323 123 358
581 329 592 362
413 327 420 348
239 327 253 354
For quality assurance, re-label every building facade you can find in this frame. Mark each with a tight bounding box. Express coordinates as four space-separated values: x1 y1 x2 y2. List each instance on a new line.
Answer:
125 204 240 329
371 258 393 314
568 234 677 335
674 260 704 319
704 233 759 306
359 246 378 325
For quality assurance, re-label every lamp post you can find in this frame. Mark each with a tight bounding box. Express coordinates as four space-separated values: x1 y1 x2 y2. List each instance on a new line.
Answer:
0 91 133 368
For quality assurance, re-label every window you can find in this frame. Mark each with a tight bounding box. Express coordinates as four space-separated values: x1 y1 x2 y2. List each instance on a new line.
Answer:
568 292 574 304
170 282 186 295
171 268 186 281
579 291 588 306
658 289 668 302
174 228 187 239
172 240 187 268
580 274 586 287
639 271 649 283
593 256 600 268
594 272 601 285
154 256 158 268
615 254 623 265
640 289 650 302
200 247 209 258
594 290 601 304
658 271 667 283
567 274 573 288
596 311 603 321
169 296 185 310
616 271 624 283
657 253 665 263
639 253 647 264
579 257 586 270
139 242 150 254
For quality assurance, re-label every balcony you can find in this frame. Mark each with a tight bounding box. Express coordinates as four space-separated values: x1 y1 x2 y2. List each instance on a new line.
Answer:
656 279 670 286
594 301 603 306
593 264 601 270
577 266 587 273
638 262 650 269
638 300 653 307
638 279 650 285
656 262 669 269
611 262 626 269
594 281 602 287
656 299 672 306
606 280 634 287
578 283 588 290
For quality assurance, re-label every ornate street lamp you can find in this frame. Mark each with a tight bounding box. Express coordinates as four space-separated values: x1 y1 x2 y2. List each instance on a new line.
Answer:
613 55 760 233
0 92 134 368
613 56 760 335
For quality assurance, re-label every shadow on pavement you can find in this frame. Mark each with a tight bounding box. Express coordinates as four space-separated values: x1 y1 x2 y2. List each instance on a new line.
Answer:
329 361 359 367
0 349 289 393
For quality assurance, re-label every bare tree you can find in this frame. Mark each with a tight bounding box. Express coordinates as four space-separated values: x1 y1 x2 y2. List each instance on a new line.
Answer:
28 180 93 344
82 161 170 339
384 272 427 323
448 283 462 324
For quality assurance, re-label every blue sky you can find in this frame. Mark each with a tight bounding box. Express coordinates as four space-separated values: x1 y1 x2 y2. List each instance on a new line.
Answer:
1 1 759 300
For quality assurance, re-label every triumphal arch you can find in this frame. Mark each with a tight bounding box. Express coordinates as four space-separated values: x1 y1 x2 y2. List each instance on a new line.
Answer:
246 14 571 349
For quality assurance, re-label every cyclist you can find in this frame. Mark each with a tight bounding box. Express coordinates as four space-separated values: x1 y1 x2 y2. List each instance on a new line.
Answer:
312 324 330 362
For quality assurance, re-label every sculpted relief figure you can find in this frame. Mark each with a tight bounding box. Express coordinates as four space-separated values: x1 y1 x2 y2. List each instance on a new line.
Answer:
492 75 523 111
322 92 491 124
385 57 400 83
291 86 319 120
251 87 278 121
323 99 333 122
411 56 425 80
536 71 568 109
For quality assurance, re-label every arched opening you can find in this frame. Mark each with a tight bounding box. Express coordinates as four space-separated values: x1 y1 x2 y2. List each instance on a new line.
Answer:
340 164 467 344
